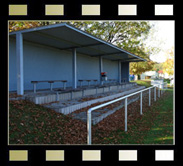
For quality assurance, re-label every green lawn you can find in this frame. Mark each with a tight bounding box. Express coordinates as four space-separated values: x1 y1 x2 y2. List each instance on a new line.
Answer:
131 79 152 87
143 88 173 144
100 88 173 144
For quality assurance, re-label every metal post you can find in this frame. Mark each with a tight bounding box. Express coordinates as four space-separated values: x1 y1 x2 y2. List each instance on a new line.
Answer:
56 92 59 101
72 48 77 89
99 56 103 85
87 111 92 145
71 91 74 99
158 85 160 97
149 89 151 106
50 83 53 91
82 90 85 97
125 98 128 131
154 87 156 101
140 92 142 115
63 82 66 90
16 33 24 95
33 83 36 93
118 61 121 84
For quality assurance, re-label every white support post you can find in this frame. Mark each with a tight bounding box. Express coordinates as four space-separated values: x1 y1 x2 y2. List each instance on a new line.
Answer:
87 111 92 145
82 90 85 97
72 48 77 89
125 98 128 131
154 87 156 101
16 33 24 95
118 61 121 84
63 82 66 90
33 83 37 93
140 92 142 115
158 85 160 97
99 56 103 85
149 89 151 106
50 83 53 91
56 92 59 101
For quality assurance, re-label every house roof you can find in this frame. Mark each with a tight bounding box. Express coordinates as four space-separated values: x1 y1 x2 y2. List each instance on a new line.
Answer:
9 23 146 62
158 70 163 74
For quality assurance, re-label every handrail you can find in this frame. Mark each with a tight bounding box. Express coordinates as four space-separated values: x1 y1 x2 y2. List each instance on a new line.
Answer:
87 82 167 144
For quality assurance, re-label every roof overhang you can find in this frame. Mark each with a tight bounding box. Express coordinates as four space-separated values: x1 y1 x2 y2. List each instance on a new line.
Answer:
9 23 146 62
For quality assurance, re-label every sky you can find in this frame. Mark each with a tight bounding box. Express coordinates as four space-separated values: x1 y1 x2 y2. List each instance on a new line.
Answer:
147 21 174 63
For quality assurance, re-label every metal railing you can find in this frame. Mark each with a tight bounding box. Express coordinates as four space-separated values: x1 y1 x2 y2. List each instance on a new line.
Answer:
87 82 168 145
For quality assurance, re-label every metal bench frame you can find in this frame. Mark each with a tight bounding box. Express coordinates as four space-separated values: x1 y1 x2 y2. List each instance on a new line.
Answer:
31 80 67 93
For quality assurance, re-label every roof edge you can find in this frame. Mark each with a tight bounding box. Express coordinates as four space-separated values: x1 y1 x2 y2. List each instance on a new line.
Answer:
9 22 146 62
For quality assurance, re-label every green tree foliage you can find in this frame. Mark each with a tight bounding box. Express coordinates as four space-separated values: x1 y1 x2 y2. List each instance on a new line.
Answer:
153 62 164 72
68 21 157 75
9 21 62 32
162 47 174 76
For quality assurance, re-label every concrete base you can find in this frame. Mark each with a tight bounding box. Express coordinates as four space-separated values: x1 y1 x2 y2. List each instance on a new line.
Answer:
44 85 145 115
71 89 150 125
26 83 137 104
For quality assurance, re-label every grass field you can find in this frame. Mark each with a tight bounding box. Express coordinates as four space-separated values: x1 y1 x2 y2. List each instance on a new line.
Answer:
131 79 152 87
9 81 174 144
102 88 173 144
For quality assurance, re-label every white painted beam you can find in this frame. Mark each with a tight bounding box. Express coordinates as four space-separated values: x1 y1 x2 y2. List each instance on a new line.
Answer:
72 48 77 89
99 56 103 85
16 33 24 95
118 61 121 84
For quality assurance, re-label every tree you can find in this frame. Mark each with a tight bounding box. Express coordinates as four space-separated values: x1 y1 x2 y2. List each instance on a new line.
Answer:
153 62 164 72
162 47 174 76
129 45 156 76
69 21 157 78
69 21 151 46
9 21 41 32
9 21 62 32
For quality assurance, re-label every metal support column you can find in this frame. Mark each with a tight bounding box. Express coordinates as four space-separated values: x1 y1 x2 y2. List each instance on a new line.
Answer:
154 87 156 101
16 33 24 95
125 98 128 131
99 56 103 85
118 61 121 84
72 48 77 89
149 89 151 106
87 111 92 145
140 92 142 115
158 85 160 97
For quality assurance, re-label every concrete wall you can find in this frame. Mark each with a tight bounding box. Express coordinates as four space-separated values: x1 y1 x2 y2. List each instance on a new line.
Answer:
9 38 120 91
121 62 129 83
103 59 118 80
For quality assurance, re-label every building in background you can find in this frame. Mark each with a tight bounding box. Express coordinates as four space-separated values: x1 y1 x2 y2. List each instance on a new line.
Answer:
141 71 158 80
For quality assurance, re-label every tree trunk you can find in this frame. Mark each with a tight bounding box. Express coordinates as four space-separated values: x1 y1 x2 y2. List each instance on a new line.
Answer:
137 74 141 80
